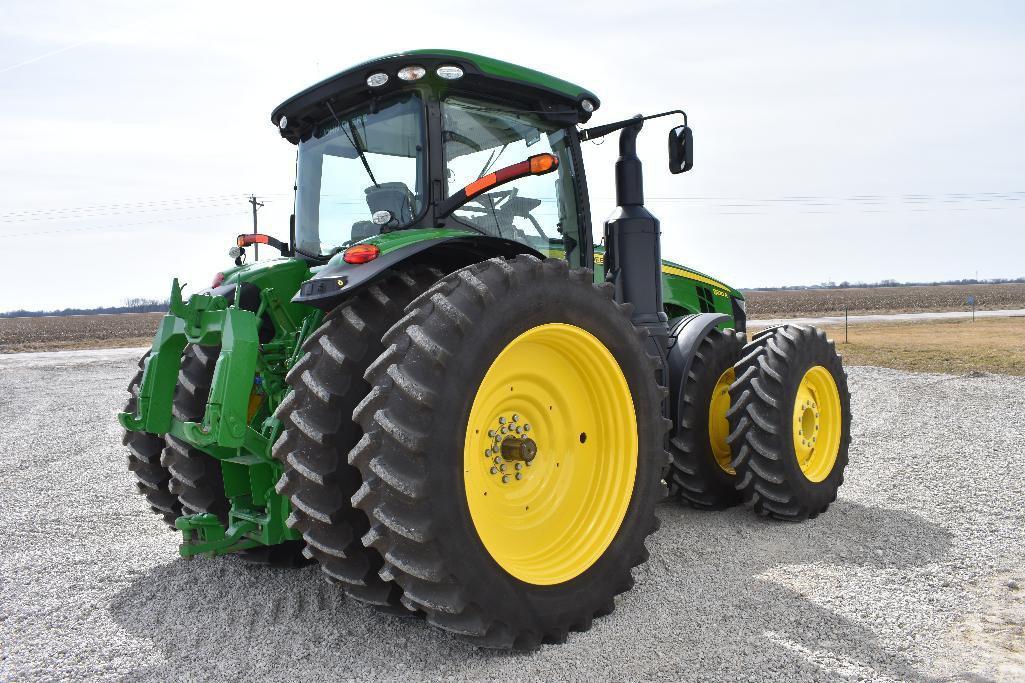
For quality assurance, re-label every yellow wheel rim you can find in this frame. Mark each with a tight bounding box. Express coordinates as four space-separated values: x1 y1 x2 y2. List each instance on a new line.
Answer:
708 367 735 475
792 365 842 482
463 323 638 586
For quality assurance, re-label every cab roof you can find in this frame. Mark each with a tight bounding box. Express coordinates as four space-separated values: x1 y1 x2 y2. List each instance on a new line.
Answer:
271 50 600 144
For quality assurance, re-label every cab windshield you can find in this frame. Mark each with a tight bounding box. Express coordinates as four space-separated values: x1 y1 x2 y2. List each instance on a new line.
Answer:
441 96 581 261
294 92 425 255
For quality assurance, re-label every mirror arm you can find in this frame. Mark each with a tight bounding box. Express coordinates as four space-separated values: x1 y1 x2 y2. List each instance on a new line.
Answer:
579 109 688 141
436 154 559 218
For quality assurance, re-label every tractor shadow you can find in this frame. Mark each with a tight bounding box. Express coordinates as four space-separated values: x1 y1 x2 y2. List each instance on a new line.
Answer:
110 499 952 681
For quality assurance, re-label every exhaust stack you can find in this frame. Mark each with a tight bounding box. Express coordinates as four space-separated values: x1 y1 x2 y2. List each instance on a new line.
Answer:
602 117 669 362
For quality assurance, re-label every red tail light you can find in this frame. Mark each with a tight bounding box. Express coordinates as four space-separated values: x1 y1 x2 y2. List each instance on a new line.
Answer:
212 272 225 287
343 244 380 264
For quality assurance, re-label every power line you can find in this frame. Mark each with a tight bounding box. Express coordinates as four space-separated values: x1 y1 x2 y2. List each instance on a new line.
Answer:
0 193 290 222
0 211 250 239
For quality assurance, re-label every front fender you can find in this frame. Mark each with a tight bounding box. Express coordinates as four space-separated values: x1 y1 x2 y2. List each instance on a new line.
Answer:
293 235 542 310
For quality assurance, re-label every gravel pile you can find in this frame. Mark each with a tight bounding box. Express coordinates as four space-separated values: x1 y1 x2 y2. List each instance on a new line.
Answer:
1 348 1022 681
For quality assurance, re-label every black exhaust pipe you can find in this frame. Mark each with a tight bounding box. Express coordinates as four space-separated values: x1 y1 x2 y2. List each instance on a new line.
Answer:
602 117 669 365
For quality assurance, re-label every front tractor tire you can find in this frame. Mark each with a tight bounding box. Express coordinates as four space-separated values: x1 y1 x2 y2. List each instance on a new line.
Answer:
350 256 669 649
667 327 744 509
727 325 851 520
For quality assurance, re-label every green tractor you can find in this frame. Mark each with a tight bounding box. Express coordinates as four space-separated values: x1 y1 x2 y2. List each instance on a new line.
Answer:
119 50 851 648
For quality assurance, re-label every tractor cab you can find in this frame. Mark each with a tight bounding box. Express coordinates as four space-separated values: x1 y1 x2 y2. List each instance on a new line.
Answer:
273 50 598 269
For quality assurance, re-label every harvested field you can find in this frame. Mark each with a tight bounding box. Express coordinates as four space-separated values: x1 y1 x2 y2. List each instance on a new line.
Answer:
822 317 1025 376
748 317 1025 376
743 282 1025 319
0 312 162 353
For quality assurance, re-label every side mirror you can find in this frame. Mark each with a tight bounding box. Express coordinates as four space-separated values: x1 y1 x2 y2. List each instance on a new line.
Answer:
668 125 693 174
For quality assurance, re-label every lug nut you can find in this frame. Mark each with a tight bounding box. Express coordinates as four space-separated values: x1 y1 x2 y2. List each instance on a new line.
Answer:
524 424 531 431
485 448 492 456
499 416 506 424
512 414 519 422
488 430 496 437
502 475 510 484
515 462 523 471
501 427 507 434
490 467 497 474
515 473 523 480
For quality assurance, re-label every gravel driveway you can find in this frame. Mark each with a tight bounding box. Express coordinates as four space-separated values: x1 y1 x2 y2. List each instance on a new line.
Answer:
1 348 1022 681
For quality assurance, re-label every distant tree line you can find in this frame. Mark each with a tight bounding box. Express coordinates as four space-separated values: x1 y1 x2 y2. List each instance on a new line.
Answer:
746 276 1025 292
0 297 168 318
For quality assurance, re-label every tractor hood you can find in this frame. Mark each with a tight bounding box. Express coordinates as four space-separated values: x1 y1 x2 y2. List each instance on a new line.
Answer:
271 50 600 144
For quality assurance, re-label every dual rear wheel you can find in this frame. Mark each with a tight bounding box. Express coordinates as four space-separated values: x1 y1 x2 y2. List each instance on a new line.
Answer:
668 324 851 520
278 255 668 648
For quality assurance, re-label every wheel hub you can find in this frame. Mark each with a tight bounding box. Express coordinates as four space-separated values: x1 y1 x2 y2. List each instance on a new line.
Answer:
484 413 536 483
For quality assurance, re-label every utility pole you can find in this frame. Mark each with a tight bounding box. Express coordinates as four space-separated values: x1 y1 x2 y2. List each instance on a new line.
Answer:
249 195 264 259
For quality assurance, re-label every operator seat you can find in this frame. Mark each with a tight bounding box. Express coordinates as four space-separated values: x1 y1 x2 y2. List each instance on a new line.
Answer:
350 182 417 241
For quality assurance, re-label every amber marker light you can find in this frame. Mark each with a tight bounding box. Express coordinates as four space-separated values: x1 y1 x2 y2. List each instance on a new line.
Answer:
436 153 560 218
237 234 270 247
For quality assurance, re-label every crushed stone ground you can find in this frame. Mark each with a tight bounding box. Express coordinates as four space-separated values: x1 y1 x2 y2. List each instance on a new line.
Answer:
1 348 1022 682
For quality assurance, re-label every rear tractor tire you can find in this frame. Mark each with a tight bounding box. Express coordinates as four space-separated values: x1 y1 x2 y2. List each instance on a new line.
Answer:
163 344 231 523
123 353 181 528
350 256 669 649
667 326 744 509
727 325 851 520
273 266 443 608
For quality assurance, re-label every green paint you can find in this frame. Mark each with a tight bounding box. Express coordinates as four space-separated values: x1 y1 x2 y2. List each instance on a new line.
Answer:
121 259 318 557
330 227 479 265
591 246 742 328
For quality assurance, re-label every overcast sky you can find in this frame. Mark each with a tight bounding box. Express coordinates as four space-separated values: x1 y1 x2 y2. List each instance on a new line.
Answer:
1 1 1023 312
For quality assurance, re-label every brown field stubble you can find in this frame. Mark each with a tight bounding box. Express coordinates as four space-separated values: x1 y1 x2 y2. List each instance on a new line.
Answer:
0 312 163 353
744 283 1025 319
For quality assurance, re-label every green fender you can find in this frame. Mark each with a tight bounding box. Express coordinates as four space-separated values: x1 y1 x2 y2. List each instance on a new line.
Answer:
294 229 542 310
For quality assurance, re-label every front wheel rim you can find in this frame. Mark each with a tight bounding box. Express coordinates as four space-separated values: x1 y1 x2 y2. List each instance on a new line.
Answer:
792 365 842 482
463 323 638 586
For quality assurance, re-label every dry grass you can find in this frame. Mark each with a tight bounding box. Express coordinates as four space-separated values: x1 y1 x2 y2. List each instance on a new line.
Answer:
0 312 162 354
744 283 1025 319
752 317 1025 376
